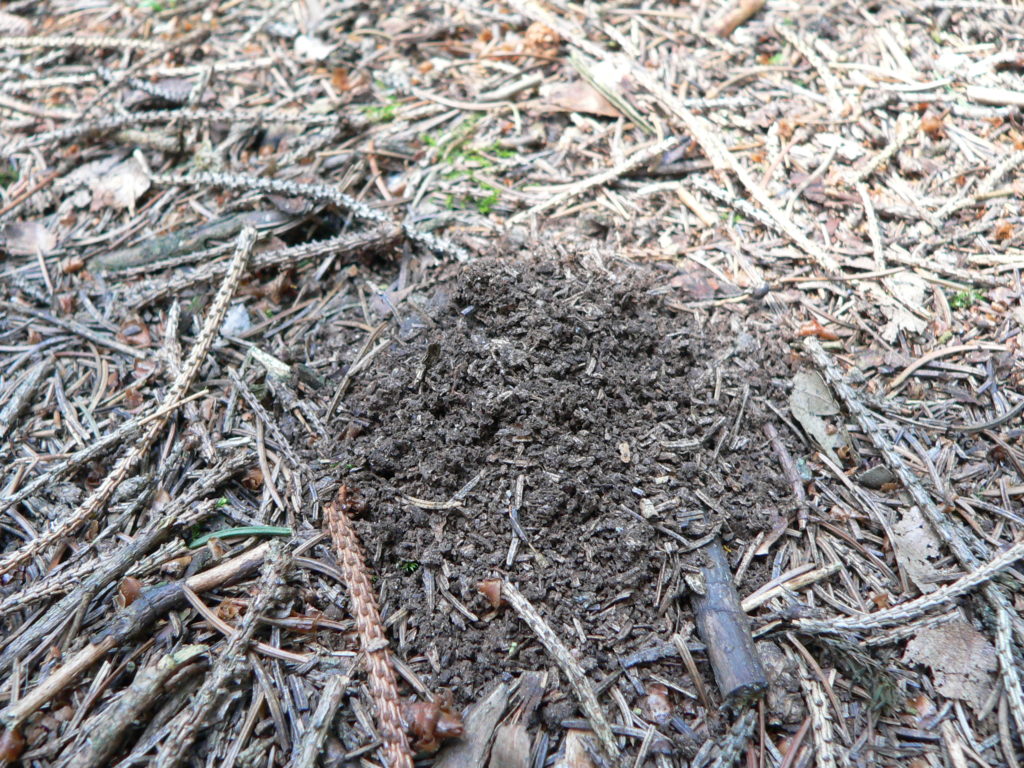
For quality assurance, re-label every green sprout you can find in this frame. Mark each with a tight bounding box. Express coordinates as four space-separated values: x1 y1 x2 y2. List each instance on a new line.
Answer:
0 166 18 189
362 101 398 124
399 560 421 574
949 289 985 309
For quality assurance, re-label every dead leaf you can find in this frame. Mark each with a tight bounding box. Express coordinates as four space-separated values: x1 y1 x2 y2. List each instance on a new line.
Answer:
294 34 335 61
90 157 150 215
2 221 56 256
488 723 530 768
540 81 621 118
902 620 997 712
554 729 596 768
789 370 847 466
890 506 944 594
874 273 929 342
0 10 32 35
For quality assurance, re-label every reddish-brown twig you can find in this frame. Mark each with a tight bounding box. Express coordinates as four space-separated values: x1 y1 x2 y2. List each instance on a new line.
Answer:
324 486 413 768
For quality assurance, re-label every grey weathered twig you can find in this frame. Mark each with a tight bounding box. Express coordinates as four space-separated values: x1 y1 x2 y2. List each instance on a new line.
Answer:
501 581 621 761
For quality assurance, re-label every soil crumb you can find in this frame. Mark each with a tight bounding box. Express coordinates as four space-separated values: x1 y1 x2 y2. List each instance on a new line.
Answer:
326 254 795 713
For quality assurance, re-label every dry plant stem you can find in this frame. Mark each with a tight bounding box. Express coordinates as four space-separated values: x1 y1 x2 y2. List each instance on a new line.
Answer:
2 107 339 153
65 645 208 768
0 34 166 51
803 338 1024 730
689 538 768 708
324 487 413 768
797 535 1024 632
293 658 361 768
793 656 841 768
0 227 255 578
149 169 466 260
138 226 402 306
505 0 839 273
0 541 271 733
0 455 246 673
0 389 208 522
708 709 757 768
500 581 621 761
509 136 680 224
153 542 289 768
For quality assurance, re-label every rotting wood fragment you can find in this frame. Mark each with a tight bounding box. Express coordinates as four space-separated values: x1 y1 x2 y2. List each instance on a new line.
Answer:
689 538 768 709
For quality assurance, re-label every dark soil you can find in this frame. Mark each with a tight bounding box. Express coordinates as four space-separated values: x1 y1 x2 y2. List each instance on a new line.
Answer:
318 252 801 727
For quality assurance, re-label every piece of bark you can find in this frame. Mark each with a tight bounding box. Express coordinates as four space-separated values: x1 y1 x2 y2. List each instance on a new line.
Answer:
434 683 509 768
689 538 768 708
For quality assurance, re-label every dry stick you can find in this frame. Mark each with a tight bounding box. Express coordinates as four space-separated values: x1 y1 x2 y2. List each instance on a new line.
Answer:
138 226 402 306
65 645 208 768
0 541 271 734
689 538 768 709
803 338 1024 730
500 581 621 761
293 658 361 768
324 486 413 768
153 543 289 768
0 453 250 675
2 107 339 154
0 388 209 522
0 300 146 359
147 167 467 261
0 228 254 579
505 0 839 274
508 136 679 224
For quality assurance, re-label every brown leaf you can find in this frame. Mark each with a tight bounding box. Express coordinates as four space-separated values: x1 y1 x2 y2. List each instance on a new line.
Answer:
540 82 622 118
404 691 465 754
90 157 150 214
489 723 530 768
2 220 57 256
903 620 997 713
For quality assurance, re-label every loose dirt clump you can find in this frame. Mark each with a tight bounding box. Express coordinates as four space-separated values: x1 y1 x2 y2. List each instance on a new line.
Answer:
324 253 798 714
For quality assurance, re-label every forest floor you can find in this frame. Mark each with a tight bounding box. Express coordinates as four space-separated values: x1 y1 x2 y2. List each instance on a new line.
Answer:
1 0 1023 766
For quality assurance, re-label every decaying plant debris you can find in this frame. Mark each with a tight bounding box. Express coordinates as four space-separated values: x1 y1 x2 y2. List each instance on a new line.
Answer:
1 0 1023 766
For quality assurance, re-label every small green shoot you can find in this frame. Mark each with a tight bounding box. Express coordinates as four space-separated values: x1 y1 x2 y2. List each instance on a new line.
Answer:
949 289 985 309
399 560 421 574
362 101 398 124
0 166 18 189
189 525 292 548
215 497 229 508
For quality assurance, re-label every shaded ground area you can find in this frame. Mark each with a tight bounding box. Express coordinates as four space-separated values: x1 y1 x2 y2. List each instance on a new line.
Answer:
316 255 793 710
1 0 1023 766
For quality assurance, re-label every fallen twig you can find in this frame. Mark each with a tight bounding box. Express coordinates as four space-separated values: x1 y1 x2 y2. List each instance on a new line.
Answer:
689 538 768 708
324 485 413 768
0 227 254 577
500 581 621 761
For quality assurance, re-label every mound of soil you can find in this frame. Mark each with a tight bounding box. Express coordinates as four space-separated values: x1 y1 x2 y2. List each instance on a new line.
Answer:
325 254 797 718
